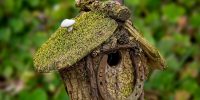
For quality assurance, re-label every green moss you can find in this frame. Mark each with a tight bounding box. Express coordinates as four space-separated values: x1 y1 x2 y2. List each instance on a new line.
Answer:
33 11 118 73
121 84 133 97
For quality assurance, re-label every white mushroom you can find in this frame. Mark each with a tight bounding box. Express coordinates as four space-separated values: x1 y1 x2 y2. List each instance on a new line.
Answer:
61 19 75 32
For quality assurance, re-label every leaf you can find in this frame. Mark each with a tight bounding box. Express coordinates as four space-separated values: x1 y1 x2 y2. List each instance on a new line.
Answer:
147 0 161 10
142 27 156 45
18 90 30 100
190 13 200 28
166 54 181 71
173 33 191 57
27 0 40 7
180 79 199 95
0 92 12 100
0 27 11 43
53 87 70 100
30 88 48 100
162 3 185 23
4 0 14 13
125 0 140 6
157 36 175 56
174 33 190 46
195 31 200 44
145 12 160 27
9 18 24 34
146 70 175 92
179 0 195 7
18 88 47 100
0 9 3 20
3 65 13 78
180 66 198 80
194 88 200 100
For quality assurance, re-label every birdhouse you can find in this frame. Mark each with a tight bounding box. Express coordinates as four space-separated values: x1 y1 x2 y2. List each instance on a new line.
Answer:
33 1 166 100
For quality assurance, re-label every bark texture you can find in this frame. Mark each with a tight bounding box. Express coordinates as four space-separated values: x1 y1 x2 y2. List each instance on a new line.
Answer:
59 49 136 100
59 60 92 100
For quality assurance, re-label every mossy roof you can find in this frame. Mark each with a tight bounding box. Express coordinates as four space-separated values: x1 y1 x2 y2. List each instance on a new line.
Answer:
33 11 118 73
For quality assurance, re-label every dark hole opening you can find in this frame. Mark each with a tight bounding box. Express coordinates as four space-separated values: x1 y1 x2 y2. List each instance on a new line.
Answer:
107 51 122 67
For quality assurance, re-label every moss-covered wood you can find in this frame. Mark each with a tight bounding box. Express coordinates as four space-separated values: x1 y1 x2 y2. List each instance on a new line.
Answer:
124 20 166 70
76 0 131 21
103 50 134 99
59 49 135 100
33 0 166 100
33 11 117 72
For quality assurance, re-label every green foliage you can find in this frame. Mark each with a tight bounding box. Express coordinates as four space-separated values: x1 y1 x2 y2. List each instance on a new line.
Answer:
0 28 11 42
18 89 48 100
125 0 200 99
0 0 200 100
190 13 200 28
162 3 185 23
53 87 70 100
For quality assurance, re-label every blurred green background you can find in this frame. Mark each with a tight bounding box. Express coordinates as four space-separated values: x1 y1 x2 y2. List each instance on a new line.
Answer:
0 0 200 100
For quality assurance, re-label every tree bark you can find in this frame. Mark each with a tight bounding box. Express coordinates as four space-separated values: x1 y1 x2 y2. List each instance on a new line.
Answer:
59 59 93 100
59 49 137 100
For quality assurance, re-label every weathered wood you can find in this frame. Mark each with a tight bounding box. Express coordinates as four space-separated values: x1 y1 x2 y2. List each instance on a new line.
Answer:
76 0 131 21
33 11 117 72
33 1 166 100
124 20 166 70
59 48 137 100
59 59 92 100
126 48 146 100
58 23 151 100
86 56 99 100
105 50 135 99
97 55 114 100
